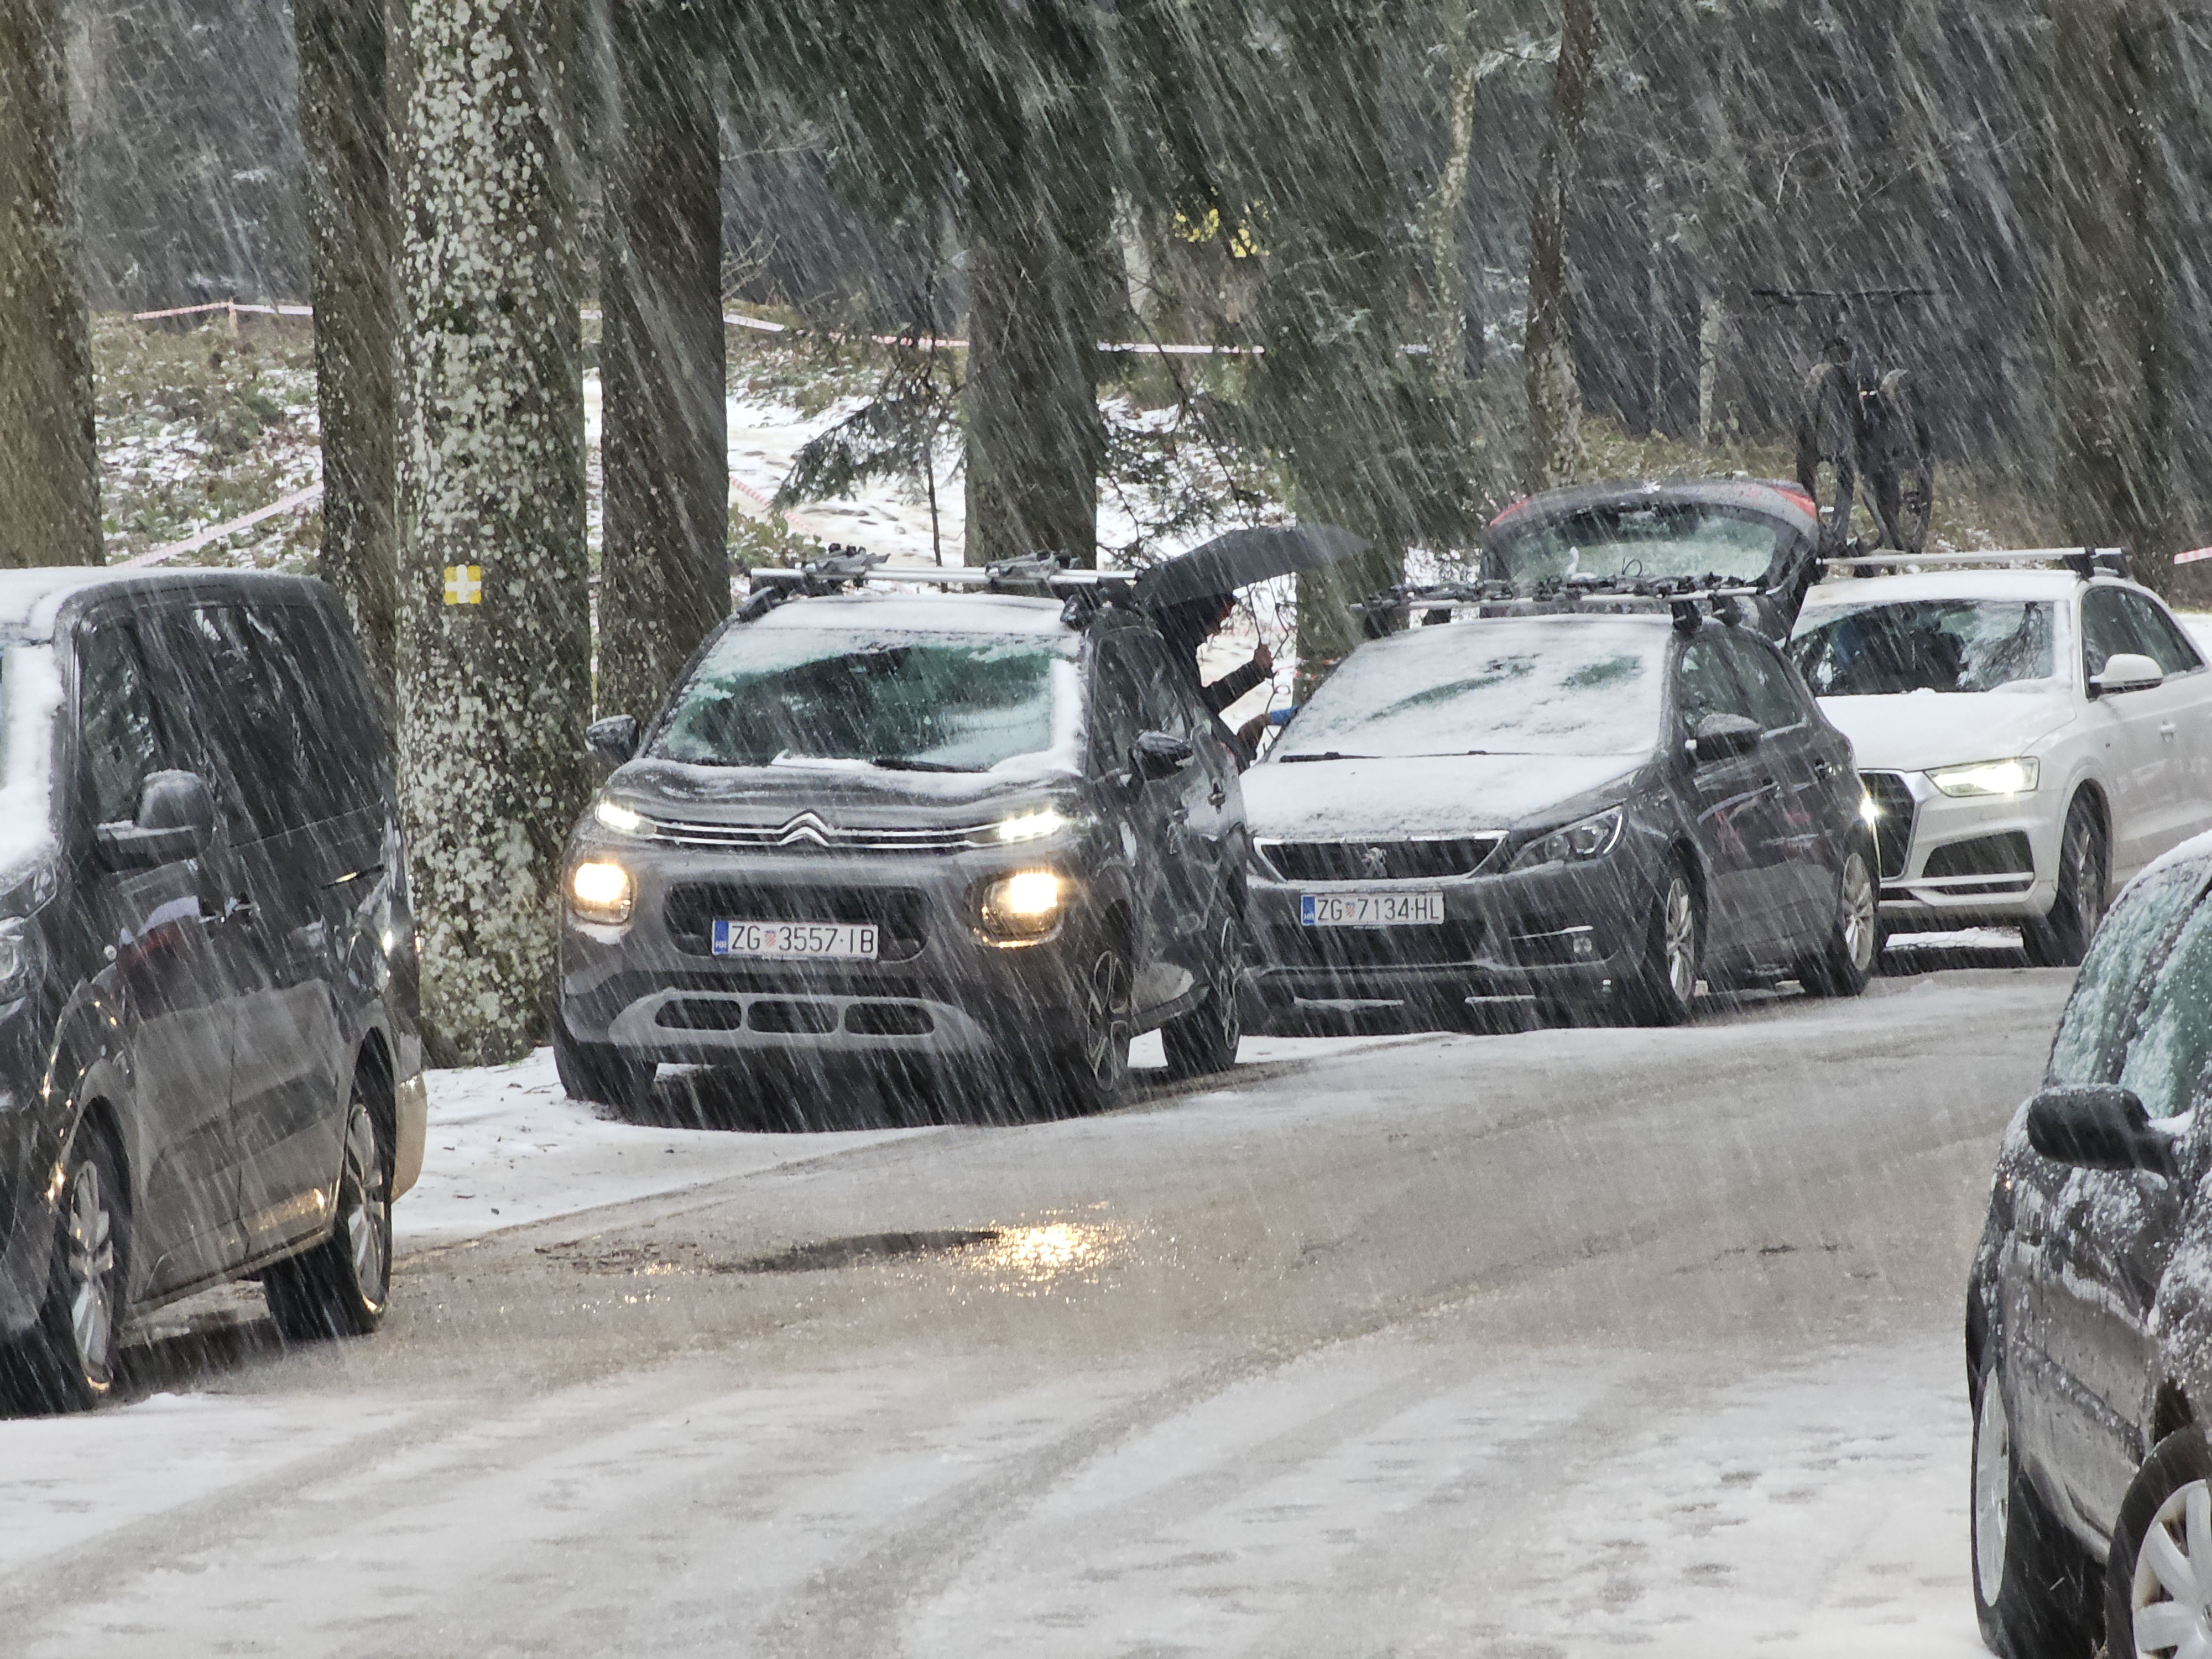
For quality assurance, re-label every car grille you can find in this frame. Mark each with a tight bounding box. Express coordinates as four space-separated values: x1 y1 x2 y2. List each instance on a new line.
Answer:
1276 920 1485 969
1860 772 1916 879
646 816 982 854
662 884 929 960
1261 835 1503 883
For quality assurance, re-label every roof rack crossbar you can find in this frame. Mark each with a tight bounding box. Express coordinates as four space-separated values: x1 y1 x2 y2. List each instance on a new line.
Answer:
737 548 1135 623
1822 547 2130 577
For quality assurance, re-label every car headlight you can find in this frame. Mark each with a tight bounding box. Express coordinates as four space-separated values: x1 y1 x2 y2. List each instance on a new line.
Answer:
975 868 1066 942
0 919 33 998
593 797 647 835
1510 807 1625 872
1928 758 2039 798
568 859 635 924
984 806 1077 844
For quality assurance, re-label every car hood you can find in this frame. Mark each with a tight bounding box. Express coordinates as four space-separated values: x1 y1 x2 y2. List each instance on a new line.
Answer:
1242 752 1641 839
1814 691 2072 774
607 756 1080 830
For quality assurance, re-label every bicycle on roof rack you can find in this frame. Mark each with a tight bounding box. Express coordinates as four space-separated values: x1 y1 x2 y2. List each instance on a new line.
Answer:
1754 286 1938 559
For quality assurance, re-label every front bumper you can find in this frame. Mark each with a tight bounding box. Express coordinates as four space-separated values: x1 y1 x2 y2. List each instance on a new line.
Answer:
1861 769 2058 929
1246 850 1661 1008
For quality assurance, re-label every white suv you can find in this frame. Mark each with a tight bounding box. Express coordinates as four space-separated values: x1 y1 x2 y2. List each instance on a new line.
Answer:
1788 560 2212 964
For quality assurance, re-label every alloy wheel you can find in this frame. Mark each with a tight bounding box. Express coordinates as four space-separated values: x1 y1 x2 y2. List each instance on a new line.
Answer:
341 1100 392 1308
2130 1478 2212 1657
1080 949 1132 1091
1662 879 1698 1007
1841 853 1879 973
1974 1380 2010 1606
64 1159 117 1384
2073 826 2109 942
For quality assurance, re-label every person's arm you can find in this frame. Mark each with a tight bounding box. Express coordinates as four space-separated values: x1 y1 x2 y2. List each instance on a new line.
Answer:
1200 643 1275 714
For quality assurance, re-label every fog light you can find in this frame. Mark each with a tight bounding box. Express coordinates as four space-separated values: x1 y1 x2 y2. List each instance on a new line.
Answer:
569 859 634 925
977 869 1066 941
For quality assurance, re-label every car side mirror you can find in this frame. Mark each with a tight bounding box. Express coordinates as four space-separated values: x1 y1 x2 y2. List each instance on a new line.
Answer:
2091 653 2165 697
1688 712 1762 765
95 769 215 872
587 715 639 768
1131 730 1194 781
2025 1083 2179 1179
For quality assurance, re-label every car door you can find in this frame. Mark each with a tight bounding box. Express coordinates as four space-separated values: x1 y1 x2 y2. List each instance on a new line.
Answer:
2117 588 2212 845
1671 633 1790 956
1125 627 1228 1003
1718 629 1845 940
71 608 248 1295
2082 586 2194 874
153 602 349 1259
1089 635 1181 1017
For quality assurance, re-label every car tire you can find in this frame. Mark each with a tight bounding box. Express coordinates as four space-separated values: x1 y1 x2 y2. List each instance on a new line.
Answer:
1612 865 1702 1026
1971 1357 2100 1658
1798 844 1881 998
554 1011 655 1112
1161 912 1243 1081
0 1119 126 1414
2107 1425 2212 1659
264 1083 393 1342
2025 796 2107 969
1052 940 1134 1115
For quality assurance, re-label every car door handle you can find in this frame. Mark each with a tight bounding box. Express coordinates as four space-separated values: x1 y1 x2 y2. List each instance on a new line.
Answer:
2162 722 2179 740
1171 806 1190 825
1208 784 1228 807
1812 758 1835 779
223 895 259 926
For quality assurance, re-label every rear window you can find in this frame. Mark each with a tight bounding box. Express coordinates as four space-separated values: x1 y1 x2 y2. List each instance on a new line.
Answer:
1274 619 1670 760
1790 599 2056 696
2048 858 2207 1087
1487 504 1783 588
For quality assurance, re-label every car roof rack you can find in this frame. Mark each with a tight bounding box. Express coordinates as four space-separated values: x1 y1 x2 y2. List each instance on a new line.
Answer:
738 545 1138 625
1352 573 1771 635
1820 546 2132 580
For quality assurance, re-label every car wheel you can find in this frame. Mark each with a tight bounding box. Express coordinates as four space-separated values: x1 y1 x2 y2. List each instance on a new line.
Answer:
1613 867 1702 1026
1053 941 1133 1114
554 1010 655 1112
1161 913 1243 1081
0 1120 126 1413
1971 1357 2100 1657
2107 1426 2212 1659
1799 846 1880 998
2025 796 2107 969
264 1084 393 1341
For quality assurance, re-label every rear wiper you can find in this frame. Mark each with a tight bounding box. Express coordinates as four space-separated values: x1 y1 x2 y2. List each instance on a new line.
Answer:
1277 752 1375 763
867 756 975 773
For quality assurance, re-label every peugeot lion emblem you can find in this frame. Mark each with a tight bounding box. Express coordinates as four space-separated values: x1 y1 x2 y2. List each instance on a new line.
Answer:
1361 845 1390 879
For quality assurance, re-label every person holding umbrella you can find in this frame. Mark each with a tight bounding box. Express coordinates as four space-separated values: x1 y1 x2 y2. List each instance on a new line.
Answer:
1156 593 1275 716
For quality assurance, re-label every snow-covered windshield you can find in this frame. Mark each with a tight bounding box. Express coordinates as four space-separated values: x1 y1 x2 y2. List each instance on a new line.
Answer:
653 629 1079 773
1275 618 1669 760
1489 505 1782 587
2047 857 2206 1088
1790 600 2056 696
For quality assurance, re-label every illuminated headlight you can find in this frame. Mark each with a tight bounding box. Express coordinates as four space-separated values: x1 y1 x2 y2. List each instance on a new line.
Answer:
0 919 32 998
988 806 1075 844
976 869 1066 941
568 860 635 924
1928 758 2039 798
594 797 646 835
1860 794 1882 824
1510 807 1625 872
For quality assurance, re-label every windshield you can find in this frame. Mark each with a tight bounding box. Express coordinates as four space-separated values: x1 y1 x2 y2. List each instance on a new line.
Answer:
1789 599 2056 696
1275 618 1668 759
651 628 1079 772
1487 505 1783 587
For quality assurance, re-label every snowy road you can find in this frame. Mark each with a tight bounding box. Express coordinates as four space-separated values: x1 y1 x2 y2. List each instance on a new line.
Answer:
0 967 2072 1656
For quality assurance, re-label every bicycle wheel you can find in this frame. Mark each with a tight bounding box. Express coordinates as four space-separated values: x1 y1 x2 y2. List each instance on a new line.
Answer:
1795 360 1858 554
1866 370 1935 555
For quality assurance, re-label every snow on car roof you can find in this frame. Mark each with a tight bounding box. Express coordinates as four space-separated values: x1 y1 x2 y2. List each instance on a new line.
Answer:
0 567 327 643
1798 567 2112 618
746 588 1070 635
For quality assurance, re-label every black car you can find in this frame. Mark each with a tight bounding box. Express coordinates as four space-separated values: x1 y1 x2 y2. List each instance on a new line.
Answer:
0 571 421 1412
1484 478 1823 640
1242 604 1877 1026
1966 830 2212 1658
556 585 1250 1115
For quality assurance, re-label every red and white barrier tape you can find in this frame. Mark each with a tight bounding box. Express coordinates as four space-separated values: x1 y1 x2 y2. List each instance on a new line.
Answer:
125 483 325 568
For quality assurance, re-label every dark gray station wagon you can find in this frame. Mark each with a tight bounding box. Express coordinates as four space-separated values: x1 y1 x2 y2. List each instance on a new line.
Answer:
0 571 422 1413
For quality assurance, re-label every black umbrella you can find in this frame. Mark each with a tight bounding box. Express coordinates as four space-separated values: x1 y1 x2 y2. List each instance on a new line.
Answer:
1134 524 1370 612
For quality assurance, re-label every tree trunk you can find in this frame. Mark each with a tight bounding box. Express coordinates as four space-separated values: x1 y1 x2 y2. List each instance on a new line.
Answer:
1425 0 1480 391
1523 0 1598 494
598 0 726 720
396 0 590 1066
2047 0 2174 590
294 0 399 706
962 180 1105 568
0 0 101 567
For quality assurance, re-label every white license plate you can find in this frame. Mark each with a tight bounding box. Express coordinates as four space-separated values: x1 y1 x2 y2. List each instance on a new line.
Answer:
711 920 879 960
1300 889 1446 927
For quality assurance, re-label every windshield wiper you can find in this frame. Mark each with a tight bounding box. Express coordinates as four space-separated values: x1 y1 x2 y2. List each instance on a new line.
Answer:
867 756 976 773
1277 752 1375 763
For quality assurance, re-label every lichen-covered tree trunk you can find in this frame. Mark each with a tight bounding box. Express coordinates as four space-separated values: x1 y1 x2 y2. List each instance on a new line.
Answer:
1524 0 1598 494
1425 0 1481 390
0 0 101 568
962 176 1107 568
2047 0 2175 591
397 0 590 1065
598 0 726 719
294 0 399 705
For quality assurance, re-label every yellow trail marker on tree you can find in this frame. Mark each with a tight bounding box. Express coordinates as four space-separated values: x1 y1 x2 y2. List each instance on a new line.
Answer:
442 565 483 605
